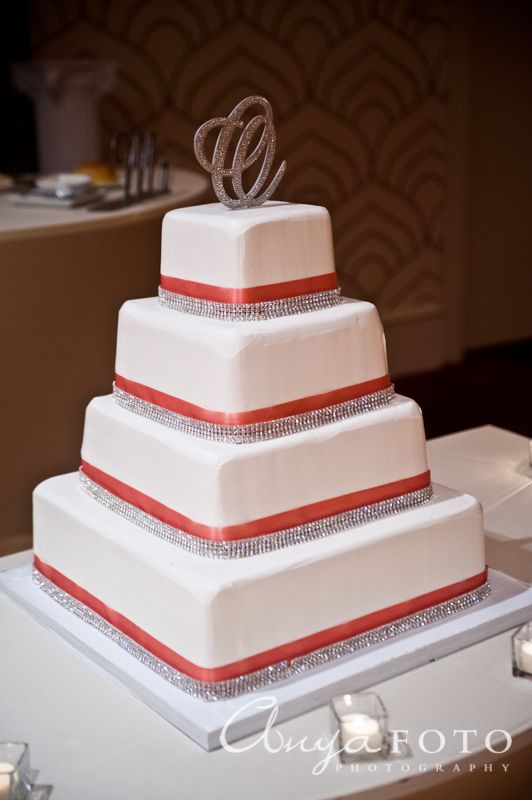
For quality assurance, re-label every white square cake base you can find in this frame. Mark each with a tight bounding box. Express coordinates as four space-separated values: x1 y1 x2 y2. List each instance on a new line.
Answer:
1 557 531 751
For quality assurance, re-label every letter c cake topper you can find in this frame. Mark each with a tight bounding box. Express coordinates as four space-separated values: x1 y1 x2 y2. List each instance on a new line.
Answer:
193 95 286 209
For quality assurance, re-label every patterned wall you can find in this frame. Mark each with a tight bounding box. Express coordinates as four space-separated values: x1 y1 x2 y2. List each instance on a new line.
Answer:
30 0 453 323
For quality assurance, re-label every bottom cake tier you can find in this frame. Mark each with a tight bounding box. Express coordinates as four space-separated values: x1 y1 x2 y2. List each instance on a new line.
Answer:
32 473 488 700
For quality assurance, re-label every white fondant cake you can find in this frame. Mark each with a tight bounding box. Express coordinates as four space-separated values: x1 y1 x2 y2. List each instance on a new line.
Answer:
32 199 488 697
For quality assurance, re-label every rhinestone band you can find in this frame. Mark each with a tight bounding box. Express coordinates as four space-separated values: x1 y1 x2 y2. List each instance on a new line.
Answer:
112 383 396 444
158 286 342 320
33 567 491 701
79 470 433 559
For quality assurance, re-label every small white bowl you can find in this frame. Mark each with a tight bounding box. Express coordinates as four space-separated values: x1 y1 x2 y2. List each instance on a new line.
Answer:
37 173 92 194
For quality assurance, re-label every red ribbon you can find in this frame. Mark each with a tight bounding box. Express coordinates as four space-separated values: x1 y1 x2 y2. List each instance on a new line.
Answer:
159 271 338 304
33 554 487 683
114 374 391 426
80 460 431 542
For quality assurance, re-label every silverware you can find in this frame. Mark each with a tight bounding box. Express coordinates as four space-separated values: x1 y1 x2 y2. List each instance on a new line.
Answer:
88 130 171 212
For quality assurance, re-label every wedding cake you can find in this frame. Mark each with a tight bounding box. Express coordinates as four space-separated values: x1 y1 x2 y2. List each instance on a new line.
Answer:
32 99 489 701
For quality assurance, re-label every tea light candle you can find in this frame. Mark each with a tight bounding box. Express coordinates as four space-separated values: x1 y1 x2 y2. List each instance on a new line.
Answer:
517 639 532 674
341 713 383 751
0 762 14 800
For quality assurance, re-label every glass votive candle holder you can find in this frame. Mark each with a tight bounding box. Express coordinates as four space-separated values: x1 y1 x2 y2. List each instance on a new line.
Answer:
330 692 388 761
0 743 31 800
512 622 532 679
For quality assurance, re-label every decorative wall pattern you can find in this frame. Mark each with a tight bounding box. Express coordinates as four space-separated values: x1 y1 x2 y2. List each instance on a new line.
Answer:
30 0 453 322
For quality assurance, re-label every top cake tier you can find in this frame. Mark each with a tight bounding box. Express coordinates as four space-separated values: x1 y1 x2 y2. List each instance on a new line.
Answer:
159 202 340 318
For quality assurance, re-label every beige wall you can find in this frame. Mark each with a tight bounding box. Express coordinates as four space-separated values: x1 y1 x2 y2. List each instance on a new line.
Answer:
30 0 459 374
465 0 532 348
29 0 532 369
26 1 532 365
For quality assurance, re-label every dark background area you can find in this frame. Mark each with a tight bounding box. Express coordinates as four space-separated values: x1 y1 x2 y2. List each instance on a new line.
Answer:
0 1 37 174
396 339 532 439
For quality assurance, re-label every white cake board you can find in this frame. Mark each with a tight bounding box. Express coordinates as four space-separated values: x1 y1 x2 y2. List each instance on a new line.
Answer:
1 557 531 752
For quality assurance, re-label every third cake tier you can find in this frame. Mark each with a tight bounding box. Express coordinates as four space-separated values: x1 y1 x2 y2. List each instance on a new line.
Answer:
80 392 431 556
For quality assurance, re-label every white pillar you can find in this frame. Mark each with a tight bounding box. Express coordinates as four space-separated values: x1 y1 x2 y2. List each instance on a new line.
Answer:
12 60 116 173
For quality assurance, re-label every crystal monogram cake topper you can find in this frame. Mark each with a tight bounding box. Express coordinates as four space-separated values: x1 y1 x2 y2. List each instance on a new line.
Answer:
193 95 286 209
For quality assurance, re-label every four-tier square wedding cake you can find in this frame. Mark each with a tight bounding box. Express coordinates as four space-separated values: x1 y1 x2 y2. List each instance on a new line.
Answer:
32 200 489 700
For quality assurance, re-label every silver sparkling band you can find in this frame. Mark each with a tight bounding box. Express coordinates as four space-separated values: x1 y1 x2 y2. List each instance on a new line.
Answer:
158 285 342 320
33 567 491 701
79 470 433 559
112 383 396 444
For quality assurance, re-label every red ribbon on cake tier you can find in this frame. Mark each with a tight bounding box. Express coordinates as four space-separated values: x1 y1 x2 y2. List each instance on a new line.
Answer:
159 270 338 304
114 373 392 426
33 554 488 684
80 460 432 542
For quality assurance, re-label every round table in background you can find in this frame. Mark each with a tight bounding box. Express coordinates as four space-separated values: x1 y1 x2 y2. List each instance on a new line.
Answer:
0 169 209 555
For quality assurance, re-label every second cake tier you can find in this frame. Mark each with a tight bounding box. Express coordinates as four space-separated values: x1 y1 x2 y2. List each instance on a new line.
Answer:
114 297 392 442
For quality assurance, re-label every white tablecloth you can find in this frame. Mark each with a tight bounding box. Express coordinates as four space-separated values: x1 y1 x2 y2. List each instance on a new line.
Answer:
0 170 208 242
0 426 531 799
428 425 532 582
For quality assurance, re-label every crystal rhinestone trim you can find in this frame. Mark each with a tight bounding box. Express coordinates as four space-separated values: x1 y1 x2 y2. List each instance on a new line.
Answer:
33 567 491 702
112 383 396 444
79 470 433 559
158 285 342 320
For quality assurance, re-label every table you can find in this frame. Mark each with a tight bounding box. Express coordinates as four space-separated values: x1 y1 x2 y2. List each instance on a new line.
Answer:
0 170 209 556
1 426 531 798
0 172 208 241
1 551 531 799
428 425 532 582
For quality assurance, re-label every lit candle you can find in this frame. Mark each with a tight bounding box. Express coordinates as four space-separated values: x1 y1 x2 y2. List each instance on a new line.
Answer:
341 713 384 751
0 762 14 800
517 639 532 674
